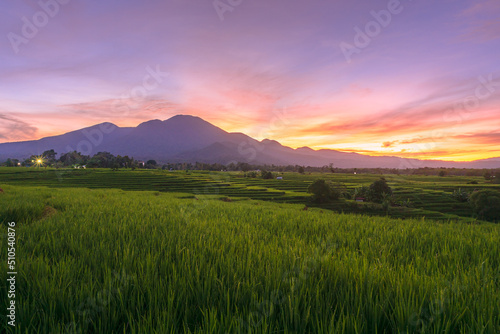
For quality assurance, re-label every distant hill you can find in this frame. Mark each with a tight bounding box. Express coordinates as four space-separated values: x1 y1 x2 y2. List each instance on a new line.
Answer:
1 114 499 168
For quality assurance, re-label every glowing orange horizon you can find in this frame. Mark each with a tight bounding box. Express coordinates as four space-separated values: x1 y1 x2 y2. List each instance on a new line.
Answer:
4 116 498 163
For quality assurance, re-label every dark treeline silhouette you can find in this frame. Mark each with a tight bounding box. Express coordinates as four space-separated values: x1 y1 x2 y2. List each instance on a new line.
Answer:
1 149 499 181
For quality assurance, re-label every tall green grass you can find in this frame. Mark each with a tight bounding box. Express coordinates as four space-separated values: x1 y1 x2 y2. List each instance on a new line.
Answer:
0 185 499 333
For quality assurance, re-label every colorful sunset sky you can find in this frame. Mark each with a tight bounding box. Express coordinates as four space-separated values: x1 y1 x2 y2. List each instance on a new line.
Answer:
1 0 499 161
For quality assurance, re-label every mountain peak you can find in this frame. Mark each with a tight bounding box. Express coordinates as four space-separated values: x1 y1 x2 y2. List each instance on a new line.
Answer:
165 114 202 121
261 139 282 147
1 114 499 168
164 115 209 126
137 119 164 129
162 114 228 134
296 146 315 152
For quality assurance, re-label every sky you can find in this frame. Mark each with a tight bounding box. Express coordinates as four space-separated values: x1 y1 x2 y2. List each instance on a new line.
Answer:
0 0 499 161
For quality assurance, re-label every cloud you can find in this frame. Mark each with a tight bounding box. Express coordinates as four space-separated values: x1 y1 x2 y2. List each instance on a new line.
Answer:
60 97 181 122
0 114 38 142
382 141 397 148
458 0 500 42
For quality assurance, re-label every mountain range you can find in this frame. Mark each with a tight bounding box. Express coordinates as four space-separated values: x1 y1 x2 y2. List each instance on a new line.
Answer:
1 115 499 169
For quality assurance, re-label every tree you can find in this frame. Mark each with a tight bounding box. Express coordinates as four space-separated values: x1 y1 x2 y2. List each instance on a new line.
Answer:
367 178 392 203
452 188 470 202
329 163 335 173
261 170 274 179
308 179 344 203
438 170 447 177
469 190 500 222
354 185 369 199
494 171 500 184
146 160 157 167
237 163 252 172
42 149 57 164
298 166 305 174
484 172 492 181
59 151 87 166
92 152 115 168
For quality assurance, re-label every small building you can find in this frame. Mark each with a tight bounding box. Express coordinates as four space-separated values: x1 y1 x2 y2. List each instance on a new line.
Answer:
137 161 145 167
276 177 283 180
355 197 365 203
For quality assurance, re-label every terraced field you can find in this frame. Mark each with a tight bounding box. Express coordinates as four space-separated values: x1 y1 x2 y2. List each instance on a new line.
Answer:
1 184 499 333
0 167 498 222
1 168 500 333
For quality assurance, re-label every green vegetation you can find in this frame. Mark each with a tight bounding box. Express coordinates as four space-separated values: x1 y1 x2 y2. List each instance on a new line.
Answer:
366 178 393 204
452 188 470 203
0 184 499 333
2 167 499 222
470 190 500 222
308 179 345 203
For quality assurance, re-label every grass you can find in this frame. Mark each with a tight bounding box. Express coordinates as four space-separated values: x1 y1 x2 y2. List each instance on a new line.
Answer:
0 183 499 333
1 167 498 222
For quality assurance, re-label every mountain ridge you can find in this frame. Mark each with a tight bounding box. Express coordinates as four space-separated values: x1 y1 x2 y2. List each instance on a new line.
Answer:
0 115 499 168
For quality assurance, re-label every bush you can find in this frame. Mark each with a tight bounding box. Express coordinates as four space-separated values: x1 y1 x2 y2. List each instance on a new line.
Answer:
261 170 274 179
469 190 500 222
395 198 414 208
308 179 345 203
494 172 500 184
452 188 470 202
367 178 392 203
354 186 369 199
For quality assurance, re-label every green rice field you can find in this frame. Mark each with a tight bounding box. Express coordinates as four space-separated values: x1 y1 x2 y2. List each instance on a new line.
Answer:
0 168 499 333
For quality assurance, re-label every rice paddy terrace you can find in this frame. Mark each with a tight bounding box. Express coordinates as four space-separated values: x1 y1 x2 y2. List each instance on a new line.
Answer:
1 167 498 222
1 168 500 332
1 184 499 333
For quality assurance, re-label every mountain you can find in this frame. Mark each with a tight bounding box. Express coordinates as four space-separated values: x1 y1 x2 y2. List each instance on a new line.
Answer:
1 114 499 168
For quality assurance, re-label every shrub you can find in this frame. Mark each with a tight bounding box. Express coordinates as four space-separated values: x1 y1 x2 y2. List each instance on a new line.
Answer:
367 178 392 203
494 172 500 184
452 188 470 202
354 186 369 199
308 179 344 203
261 170 274 179
395 198 414 208
469 190 500 222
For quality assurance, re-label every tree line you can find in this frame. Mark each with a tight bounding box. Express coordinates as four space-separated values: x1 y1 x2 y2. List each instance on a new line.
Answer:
1 150 500 181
